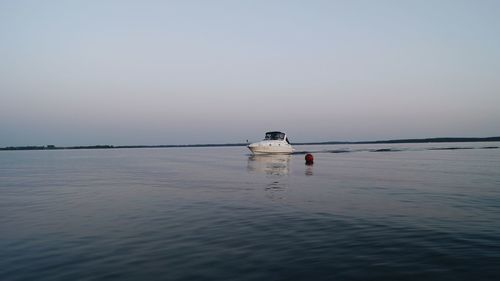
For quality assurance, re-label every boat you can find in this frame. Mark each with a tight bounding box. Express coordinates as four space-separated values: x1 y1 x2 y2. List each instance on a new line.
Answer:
247 131 294 154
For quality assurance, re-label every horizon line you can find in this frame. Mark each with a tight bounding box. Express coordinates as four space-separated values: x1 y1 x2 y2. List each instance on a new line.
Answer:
1 136 500 151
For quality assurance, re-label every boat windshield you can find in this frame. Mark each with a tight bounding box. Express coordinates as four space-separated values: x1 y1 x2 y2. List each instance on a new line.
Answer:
264 132 285 140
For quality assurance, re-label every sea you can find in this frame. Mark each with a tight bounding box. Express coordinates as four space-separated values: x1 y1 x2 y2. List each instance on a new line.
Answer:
1 142 499 281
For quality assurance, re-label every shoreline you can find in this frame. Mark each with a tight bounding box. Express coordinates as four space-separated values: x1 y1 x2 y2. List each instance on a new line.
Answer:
1 136 500 151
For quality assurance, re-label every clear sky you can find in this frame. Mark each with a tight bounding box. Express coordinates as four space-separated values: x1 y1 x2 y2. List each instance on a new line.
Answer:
1 0 499 146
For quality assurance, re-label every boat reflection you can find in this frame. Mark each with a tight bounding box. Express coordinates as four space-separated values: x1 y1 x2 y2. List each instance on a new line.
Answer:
247 154 291 176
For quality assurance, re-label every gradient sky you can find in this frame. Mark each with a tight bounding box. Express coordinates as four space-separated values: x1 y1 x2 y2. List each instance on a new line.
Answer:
1 0 499 146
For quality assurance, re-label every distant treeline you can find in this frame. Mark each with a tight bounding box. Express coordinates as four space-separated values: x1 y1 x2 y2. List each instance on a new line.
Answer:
296 136 500 145
0 145 115 151
1 137 500 151
0 143 246 151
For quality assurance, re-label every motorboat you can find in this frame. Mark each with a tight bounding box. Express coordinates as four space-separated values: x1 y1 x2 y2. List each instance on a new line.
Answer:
247 131 294 154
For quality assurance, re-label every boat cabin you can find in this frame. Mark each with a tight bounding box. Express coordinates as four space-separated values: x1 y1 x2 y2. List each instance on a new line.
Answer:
264 131 290 144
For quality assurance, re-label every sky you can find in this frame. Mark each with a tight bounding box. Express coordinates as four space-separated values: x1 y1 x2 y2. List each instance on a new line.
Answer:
1 0 499 146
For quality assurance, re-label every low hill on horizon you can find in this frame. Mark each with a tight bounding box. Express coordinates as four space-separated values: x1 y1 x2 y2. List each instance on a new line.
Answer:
298 136 500 145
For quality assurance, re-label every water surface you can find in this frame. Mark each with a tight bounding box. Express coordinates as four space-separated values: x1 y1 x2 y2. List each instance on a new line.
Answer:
1 142 500 280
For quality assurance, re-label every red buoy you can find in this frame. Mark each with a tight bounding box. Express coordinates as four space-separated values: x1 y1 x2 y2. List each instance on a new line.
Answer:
305 153 314 165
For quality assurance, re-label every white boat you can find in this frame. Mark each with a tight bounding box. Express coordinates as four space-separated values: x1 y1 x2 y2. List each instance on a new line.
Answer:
248 131 294 154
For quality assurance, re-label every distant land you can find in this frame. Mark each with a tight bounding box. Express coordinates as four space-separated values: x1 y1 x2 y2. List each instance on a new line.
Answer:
1 136 500 151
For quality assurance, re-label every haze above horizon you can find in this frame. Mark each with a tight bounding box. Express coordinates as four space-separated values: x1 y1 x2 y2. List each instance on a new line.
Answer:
1 0 499 147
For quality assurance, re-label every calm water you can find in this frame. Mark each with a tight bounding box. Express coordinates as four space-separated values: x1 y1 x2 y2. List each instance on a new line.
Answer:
1 143 500 281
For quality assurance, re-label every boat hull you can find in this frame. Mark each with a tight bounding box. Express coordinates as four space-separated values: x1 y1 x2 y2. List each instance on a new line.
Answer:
247 140 294 154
